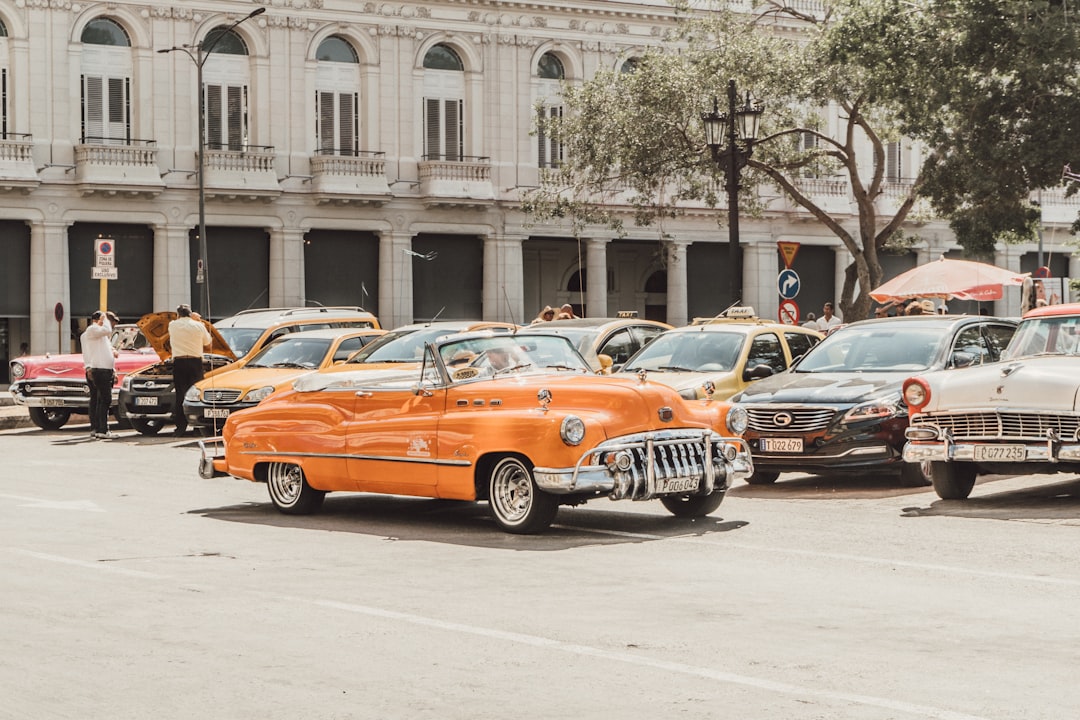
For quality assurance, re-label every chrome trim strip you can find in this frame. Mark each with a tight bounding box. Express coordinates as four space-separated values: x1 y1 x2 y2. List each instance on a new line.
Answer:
903 441 1080 464
238 450 471 467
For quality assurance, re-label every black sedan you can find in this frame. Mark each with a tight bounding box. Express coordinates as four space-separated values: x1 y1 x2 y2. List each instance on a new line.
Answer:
729 315 1017 486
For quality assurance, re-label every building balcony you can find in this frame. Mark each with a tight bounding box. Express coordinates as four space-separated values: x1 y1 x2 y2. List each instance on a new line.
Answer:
204 144 281 201
0 133 38 192
1036 187 1080 225
310 149 391 205
418 155 494 207
74 137 164 197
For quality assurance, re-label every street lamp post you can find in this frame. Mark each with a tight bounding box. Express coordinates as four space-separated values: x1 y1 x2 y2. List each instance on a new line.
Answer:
702 79 764 306
158 7 266 318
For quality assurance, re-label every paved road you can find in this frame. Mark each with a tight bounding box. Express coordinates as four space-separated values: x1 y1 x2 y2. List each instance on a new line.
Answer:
4 420 1080 720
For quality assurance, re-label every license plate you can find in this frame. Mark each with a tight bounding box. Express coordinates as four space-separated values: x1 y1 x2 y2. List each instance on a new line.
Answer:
204 408 230 419
42 398 65 407
135 396 158 406
657 477 700 494
973 445 1026 461
760 437 803 453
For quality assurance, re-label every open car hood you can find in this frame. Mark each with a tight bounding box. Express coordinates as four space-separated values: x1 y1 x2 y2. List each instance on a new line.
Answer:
138 311 236 362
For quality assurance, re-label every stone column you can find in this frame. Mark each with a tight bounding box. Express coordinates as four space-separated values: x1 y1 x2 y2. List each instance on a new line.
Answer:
482 234 525 324
996 245 1024 317
833 245 852 319
29 221 71 354
665 240 689 327
744 239 778 320
584 237 610 318
152 224 192 312
378 230 413 330
268 227 306 308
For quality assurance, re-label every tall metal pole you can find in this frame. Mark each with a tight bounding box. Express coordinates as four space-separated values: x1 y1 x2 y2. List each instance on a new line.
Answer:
197 45 209 318
725 79 741 305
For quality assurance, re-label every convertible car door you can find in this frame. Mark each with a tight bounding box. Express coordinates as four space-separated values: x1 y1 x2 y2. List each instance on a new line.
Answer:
344 373 446 493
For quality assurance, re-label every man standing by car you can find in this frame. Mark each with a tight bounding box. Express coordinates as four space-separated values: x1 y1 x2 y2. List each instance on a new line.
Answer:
82 310 117 439
169 304 211 437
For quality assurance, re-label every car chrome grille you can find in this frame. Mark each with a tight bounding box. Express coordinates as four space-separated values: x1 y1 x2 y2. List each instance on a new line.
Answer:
622 440 717 487
746 407 836 432
202 389 243 404
912 411 1080 441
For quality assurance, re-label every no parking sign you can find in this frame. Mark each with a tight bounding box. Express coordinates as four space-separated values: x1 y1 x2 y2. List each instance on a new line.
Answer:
778 299 800 325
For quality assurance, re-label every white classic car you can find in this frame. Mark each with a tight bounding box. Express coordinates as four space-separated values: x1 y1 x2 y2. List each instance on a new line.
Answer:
902 302 1080 500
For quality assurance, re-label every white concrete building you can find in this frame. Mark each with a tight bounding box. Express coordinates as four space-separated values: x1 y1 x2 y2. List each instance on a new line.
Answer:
0 0 1076 381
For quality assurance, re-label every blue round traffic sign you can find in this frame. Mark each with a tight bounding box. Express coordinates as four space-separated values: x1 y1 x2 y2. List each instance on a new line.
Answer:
777 268 801 299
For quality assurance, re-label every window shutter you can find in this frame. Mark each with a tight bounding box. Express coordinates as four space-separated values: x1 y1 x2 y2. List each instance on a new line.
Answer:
445 98 461 161
318 90 335 153
339 92 357 156
84 75 104 141
227 85 244 150
425 97 441 159
206 84 223 150
2 68 8 137
106 77 127 144
537 107 547 168
886 141 902 182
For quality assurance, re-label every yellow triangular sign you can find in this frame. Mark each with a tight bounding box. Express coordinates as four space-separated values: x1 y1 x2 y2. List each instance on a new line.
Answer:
778 241 801 269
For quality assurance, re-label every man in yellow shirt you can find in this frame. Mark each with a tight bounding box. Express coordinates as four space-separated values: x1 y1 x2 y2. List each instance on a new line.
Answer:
168 304 211 437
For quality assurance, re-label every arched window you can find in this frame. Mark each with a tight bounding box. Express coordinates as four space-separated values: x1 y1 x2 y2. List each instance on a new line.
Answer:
644 270 667 293
537 53 564 80
316 37 360 156
620 57 640 74
81 18 129 46
80 18 132 144
423 44 463 71
0 19 7 37
568 269 587 293
422 44 463 161
535 52 565 169
202 27 253 151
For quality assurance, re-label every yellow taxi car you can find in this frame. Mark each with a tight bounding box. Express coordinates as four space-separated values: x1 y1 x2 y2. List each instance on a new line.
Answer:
183 327 386 432
615 307 824 400
526 314 672 372
199 330 753 534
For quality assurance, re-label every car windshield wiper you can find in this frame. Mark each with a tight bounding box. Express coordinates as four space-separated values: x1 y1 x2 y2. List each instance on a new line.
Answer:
544 364 583 372
493 363 532 376
658 365 693 372
271 362 312 369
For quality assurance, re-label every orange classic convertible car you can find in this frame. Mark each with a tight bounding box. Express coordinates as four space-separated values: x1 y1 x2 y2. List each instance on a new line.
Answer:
199 331 753 533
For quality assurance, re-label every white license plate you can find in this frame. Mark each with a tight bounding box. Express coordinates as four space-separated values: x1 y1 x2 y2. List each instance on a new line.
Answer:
973 445 1026 461
42 398 65 407
135 396 158 406
204 408 230 419
657 477 700 494
760 437 803 453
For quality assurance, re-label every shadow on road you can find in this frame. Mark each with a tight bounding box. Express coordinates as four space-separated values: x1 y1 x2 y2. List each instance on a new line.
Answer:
189 494 749 551
900 475 1080 521
730 473 932 500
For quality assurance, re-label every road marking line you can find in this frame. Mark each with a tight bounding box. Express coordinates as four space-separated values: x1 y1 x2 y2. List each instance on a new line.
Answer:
553 525 1080 587
311 597 989 720
11 549 168 579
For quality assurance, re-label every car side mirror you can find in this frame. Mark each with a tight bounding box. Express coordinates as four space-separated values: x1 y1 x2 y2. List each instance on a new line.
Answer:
743 364 774 381
950 351 977 368
597 353 614 375
412 383 434 397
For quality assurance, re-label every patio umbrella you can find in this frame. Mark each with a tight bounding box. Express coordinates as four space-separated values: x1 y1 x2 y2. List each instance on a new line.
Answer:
870 257 1029 302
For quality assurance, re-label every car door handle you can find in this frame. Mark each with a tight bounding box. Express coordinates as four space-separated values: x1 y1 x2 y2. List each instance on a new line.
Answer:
355 391 373 398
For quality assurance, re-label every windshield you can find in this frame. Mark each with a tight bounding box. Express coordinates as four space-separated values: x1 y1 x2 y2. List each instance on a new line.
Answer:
244 337 332 369
795 326 946 373
439 335 590 380
1003 316 1080 359
112 326 147 352
217 328 263 358
622 330 743 372
346 327 464 364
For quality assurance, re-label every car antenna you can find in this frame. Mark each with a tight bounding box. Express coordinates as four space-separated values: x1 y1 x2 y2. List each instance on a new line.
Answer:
502 286 519 331
708 299 742 323
425 306 445 325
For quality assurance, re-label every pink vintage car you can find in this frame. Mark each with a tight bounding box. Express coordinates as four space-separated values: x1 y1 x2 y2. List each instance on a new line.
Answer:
8 324 159 430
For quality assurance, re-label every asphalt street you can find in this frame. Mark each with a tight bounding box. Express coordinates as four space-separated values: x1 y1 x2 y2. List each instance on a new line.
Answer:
4 419 1080 720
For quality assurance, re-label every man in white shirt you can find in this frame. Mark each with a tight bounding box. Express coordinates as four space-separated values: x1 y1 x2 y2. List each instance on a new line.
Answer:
819 302 843 332
81 310 117 439
168 304 212 437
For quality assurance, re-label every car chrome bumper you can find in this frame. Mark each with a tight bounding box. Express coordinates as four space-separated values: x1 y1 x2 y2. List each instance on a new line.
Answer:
533 429 752 500
904 441 1080 464
197 437 227 479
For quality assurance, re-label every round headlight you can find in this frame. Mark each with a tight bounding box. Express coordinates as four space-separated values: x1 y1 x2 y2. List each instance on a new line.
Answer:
726 404 749 435
243 386 275 403
10 361 25 379
121 375 133 391
560 415 586 446
902 379 928 409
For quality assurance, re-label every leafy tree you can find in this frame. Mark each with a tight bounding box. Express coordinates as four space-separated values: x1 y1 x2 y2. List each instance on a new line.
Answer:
523 1 1080 321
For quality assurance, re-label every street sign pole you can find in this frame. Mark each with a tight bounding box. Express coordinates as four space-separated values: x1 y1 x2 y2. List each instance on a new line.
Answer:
94 237 116 313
